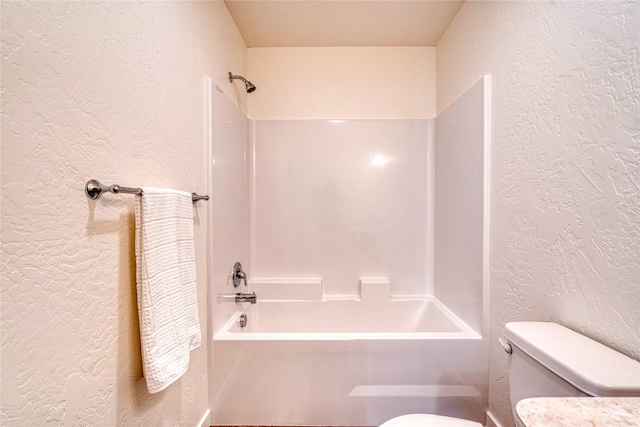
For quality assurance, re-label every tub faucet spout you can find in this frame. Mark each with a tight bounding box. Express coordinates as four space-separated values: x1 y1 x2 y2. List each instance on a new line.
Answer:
217 292 257 304
236 292 257 304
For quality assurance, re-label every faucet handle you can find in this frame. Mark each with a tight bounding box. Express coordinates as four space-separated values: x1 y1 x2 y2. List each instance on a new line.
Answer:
232 262 248 287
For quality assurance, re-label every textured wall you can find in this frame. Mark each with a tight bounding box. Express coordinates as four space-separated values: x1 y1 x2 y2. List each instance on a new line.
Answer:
1 1 246 425
248 47 436 119
437 1 639 426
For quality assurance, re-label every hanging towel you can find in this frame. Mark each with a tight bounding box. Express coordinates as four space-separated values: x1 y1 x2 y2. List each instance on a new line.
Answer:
134 187 201 394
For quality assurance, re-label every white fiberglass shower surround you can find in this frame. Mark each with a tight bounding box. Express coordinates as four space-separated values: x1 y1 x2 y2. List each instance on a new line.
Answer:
206 77 491 426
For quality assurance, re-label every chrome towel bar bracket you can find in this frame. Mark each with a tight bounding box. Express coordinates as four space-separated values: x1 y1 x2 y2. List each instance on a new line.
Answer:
85 179 209 204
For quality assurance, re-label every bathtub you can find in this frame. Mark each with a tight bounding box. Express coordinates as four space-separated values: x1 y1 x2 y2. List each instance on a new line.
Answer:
212 298 486 426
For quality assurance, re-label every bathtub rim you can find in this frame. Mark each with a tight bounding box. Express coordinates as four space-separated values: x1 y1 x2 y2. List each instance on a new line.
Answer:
214 296 481 341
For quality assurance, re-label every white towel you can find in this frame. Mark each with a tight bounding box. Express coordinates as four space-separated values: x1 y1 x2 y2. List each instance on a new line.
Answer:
134 187 201 394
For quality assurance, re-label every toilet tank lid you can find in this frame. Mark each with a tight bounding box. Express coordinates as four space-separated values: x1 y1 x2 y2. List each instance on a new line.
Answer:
505 322 640 397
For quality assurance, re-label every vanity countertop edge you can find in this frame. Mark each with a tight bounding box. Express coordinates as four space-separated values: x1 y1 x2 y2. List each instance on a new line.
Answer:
516 397 640 427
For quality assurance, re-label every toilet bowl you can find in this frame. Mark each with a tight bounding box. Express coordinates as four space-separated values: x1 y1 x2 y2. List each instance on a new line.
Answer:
380 414 482 427
380 322 640 427
379 413 482 427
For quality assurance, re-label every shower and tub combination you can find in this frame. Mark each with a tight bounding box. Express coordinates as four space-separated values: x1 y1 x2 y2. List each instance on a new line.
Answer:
206 76 491 426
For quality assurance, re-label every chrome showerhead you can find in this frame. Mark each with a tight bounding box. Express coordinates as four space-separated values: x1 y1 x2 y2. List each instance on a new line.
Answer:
229 72 256 93
245 81 256 93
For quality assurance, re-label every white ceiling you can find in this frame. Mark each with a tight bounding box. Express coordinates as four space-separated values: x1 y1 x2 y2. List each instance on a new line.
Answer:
224 1 465 47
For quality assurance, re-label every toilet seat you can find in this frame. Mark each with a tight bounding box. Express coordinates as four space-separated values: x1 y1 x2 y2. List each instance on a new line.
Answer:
380 414 482 427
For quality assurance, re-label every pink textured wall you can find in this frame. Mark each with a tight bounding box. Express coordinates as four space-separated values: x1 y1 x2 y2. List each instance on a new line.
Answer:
437 2 639 426
1 1 246 424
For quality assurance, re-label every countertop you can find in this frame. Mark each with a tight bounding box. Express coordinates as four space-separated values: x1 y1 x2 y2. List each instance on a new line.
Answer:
516 397 640 427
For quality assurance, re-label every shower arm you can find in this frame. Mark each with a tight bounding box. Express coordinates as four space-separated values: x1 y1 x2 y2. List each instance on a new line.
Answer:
228 73 250 84
228 72 256 93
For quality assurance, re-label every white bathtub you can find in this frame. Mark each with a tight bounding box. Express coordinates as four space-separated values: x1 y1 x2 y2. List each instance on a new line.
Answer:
212 298 486 426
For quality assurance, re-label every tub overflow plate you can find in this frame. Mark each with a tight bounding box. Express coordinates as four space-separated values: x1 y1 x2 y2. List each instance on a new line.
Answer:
238 314 248 328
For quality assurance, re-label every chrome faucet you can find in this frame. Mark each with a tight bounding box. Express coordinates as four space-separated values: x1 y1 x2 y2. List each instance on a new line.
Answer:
217 292 257 304
232 261 247 287
218 262 255 303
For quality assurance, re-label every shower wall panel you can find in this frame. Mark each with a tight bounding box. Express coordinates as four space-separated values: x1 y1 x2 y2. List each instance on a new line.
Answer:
208 85 251 333
434 77 489 336
251 119 433 298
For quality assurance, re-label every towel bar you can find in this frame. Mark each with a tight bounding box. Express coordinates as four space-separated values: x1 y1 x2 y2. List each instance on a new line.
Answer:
85 179 209 204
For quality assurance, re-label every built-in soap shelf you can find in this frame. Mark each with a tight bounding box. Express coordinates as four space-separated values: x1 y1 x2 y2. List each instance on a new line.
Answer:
359 277 391 301
249 277 392 301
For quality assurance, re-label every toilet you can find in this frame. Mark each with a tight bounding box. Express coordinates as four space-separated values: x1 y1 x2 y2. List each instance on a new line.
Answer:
380 322 640 427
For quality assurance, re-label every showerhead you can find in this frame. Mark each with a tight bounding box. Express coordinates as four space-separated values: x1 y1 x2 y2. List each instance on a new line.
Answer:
229 72 256 93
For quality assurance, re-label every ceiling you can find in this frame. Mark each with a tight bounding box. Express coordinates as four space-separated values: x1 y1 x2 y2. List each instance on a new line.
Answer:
224 1 465 47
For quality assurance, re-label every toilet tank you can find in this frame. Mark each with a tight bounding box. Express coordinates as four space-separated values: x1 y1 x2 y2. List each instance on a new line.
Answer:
504 322 640 412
